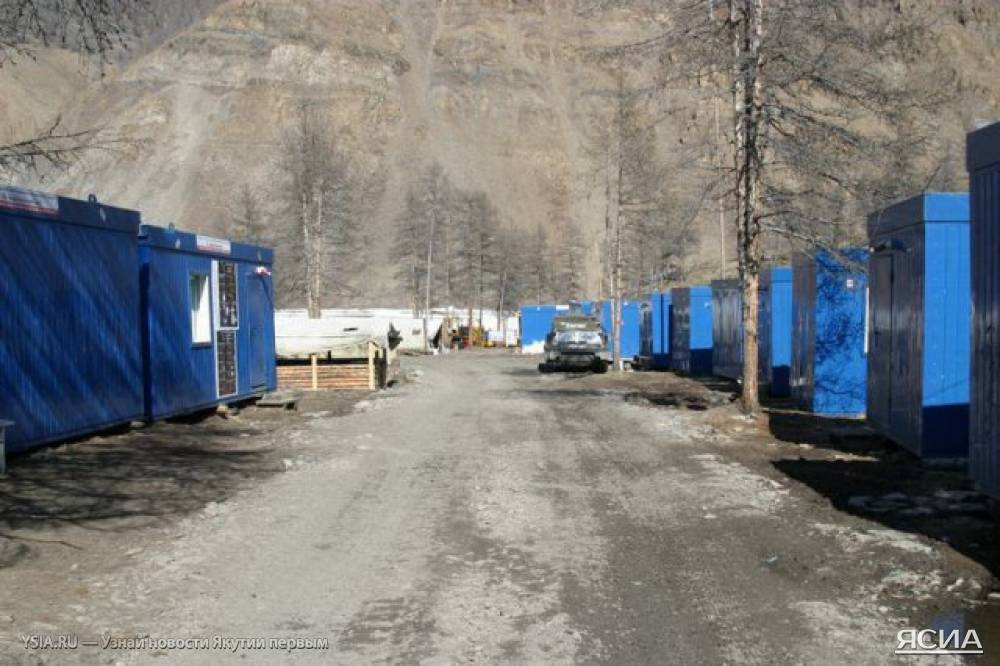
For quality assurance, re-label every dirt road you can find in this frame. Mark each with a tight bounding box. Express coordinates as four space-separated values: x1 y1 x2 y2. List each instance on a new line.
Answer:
2 352 998 664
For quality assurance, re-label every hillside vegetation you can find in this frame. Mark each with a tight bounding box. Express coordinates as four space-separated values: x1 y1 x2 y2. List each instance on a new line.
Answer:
4 0 1000 308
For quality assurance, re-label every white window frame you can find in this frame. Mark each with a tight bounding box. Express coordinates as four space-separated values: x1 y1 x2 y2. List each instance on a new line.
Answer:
189 272 212 346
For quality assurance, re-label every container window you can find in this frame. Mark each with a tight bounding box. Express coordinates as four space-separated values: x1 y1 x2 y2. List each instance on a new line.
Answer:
218 261 238 328
189 273 211 344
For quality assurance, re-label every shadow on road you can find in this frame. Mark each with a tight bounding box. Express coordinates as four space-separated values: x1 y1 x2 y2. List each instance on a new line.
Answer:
511 388 629 402
0 419 280 543
768 411 881 452
501 367 548 378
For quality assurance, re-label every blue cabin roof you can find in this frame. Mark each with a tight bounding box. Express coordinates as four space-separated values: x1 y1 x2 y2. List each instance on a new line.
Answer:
867 192 970 238
968 121 1000 171
0 186 140 234
139 224 274 264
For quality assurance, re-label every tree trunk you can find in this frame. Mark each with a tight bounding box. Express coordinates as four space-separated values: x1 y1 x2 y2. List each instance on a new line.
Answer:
741 267 761 412
423 213 436 353
443 225 451 303
497 266 508 346
303 189 321 319
477 250 484 347
714 97 727 278
613 204 623 372
737 0 765 414
610 75 625 371
312 188 324 317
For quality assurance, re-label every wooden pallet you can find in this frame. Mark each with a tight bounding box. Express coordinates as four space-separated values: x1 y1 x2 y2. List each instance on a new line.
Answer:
277 343 389 391
278 360 373 391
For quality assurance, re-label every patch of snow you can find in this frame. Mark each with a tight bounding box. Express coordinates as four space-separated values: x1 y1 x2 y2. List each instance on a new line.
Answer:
811 523 936 556
521 341 545 354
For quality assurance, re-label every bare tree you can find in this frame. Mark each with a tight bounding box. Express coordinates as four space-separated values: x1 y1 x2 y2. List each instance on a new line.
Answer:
276 103 353 317
392 162 455 348
590 69 702 370
392 189 427 314
228 183 265 243
0 0 154 176
548 213 586 300
663 0 948 412
0 0 145 65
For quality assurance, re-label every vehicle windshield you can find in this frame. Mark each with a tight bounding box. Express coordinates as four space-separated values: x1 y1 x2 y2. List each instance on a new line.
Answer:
555 329 603 345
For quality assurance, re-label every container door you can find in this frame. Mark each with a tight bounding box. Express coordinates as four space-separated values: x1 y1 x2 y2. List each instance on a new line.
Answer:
249 276 269 389
868 253 893 430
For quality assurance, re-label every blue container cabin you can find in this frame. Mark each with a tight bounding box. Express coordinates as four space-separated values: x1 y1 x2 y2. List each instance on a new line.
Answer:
139 225 277 421
711 279 743 380
0 187 144 453
791 249 869 416
639 292 672 369
759 267 793 397
601 300 642 361
519 304 560 352
670 286 713 376
866 193 970 460
968 122 1000 497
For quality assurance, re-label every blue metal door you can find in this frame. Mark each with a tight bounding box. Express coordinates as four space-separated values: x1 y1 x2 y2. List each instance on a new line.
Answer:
249 276 269 389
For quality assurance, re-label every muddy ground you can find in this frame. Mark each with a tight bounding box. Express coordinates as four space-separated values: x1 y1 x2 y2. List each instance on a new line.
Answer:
0 351 998 664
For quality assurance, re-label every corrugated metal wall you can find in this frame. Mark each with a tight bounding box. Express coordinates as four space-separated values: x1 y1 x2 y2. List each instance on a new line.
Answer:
670 289 692 373
651 292 672 369
670 286 713 376
759 267 793 397
792 257 817 410
759 275 772 388
640 300 653 358
0 188 144 452
969 122 1000 497
867 193 970 459
711 279 742 380
639 292 672 369
793 250 868 415
923 218 971 455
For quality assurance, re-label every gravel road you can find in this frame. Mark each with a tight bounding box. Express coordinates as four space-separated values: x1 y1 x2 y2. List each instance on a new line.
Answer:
4 352 996 664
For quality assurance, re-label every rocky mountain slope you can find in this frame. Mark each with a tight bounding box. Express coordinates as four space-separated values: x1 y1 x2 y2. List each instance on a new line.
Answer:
6 0 1000 305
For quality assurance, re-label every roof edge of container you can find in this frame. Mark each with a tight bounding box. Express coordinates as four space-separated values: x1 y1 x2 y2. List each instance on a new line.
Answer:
967 121 1000 172
710 278 740 290
0 186 140 235
867 192 969 239
685 285 712 296
139 224 274 263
